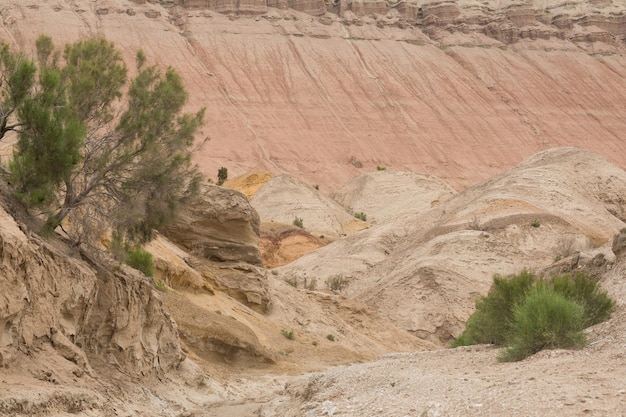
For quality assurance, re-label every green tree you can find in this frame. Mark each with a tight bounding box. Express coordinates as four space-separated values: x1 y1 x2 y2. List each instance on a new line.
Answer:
0 42 36 141
10 36 204 243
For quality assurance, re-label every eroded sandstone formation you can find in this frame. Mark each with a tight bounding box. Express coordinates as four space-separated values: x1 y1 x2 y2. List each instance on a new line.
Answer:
0 201 184 378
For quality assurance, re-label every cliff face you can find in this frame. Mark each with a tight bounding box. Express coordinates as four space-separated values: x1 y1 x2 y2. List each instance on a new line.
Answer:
2 1 626 191
0 201 184 378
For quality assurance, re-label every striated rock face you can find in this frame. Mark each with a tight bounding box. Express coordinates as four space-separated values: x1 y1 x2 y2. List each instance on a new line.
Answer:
4 2 626 193
163 184 262 265
0 201 184 376
159 185 272 312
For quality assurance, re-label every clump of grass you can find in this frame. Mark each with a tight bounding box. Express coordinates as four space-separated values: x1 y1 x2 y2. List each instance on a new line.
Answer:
326 334 335 342
153 279 168 292
354 212 367 221
281 329 295 340
293 217 304 228
452 271 614 361
531 219 541 228
125 246 155 277
312 340 318 346
327 275 350 292
376 165 386 171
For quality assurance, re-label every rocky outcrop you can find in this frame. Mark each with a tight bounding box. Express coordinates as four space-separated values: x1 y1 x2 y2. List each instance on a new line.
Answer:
163 184 262 265
0 202 183 377
158 185 271 312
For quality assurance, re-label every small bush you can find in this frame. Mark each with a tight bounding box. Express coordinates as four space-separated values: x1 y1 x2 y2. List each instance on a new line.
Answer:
327 275 350 292
452 271 614 361
376 166 386 171
153 279 168 292
312 340 318 346
293 217 304 228
354 212 367 221
550 272 614 327
498 286 586 362
452 271 534 347
125 247 155 277
326 334 335 342
281 329 295 340
467 216 482 231
217 167 228 186
531 219 541 228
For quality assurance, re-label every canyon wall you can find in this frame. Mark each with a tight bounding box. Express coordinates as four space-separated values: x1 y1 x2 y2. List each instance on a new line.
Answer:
1 1 625 192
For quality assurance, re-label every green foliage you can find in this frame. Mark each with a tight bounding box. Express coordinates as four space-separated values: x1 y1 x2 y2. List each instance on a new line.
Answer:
0 42 37 141
376 165 386 171
354 212 367 221
550 272 614 327
153 279 168 292
281 329 295 340
9 36 204 244
531 219 541 228
498 286 586 362
326 334 335 342
452 271 534 347
452 271 614 361
125 246 155 277
217 167 228 186
293 217 304 228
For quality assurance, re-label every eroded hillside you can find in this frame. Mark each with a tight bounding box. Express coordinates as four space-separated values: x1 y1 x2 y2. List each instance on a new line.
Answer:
1 0 626 190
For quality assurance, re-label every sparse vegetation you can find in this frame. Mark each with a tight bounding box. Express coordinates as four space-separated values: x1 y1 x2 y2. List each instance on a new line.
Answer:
293 217 304 228
217 167 228 186
327 275 350 292
531 219 541 228
354 212 367 221
281 329 295 340
467 216 483 231
376 165 386 171
125 246 155 277
326 334 335 342
452 271 614 361
312 340 318 346
153 279 168 292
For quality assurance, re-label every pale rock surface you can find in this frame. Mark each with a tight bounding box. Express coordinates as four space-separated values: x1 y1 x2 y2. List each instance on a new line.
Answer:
162 183 262 265
331 170 457 223
260 249 626 417
275 148 626 344
251 174 368 239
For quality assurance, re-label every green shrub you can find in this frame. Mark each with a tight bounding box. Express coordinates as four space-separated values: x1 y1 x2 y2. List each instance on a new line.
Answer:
498 286 586 362
550 272 614 327
125 247 155 277
217 167 228 186
281 329 295 340
293 217 304 228
153 279 168 292
452 271 614 361
354 212 367 221
376 165 386 171
326 334 335 342
452 271 534 347
531 219 541 228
